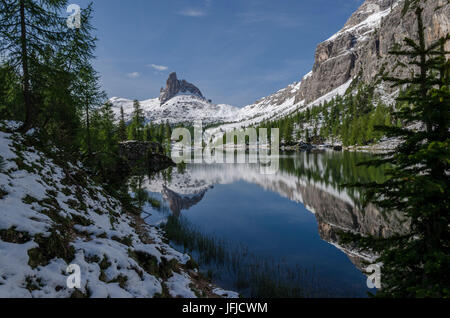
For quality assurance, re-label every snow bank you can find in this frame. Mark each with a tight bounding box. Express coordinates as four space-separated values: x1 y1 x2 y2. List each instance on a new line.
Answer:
0 125 236 298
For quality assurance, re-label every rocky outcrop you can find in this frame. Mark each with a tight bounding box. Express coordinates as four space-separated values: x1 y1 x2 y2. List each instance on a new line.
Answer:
245 0 449 111
293 0 450 104
119 141 176 172
159 72 204 105
119 141 163 160
201 0 449 141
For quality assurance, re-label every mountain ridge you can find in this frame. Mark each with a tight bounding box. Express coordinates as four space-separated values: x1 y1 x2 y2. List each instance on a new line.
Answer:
110 0 449 137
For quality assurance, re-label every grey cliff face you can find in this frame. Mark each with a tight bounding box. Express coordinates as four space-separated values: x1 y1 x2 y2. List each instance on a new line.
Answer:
256 0 449 108
159 72 204 105
295 0 450 104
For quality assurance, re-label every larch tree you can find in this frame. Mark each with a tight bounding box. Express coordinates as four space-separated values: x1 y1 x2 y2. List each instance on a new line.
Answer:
0 0 68 132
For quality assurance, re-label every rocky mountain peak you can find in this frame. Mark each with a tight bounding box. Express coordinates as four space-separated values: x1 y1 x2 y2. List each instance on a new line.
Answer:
343 0 399 29
159 72 204 105
292 0 449 105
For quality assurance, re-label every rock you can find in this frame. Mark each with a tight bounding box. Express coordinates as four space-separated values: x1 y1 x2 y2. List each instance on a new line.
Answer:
293 0 450 105
298 142 313 151
249 0 449 110
119 141 162 160
159 72 204 105
148 153 177 172
118 141 176 172
333 145 343 151
280 141 314 151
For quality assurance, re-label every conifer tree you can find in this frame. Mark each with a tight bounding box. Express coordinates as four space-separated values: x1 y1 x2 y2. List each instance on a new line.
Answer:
89 101 118 179
74 64 106 157
343 6 450 297
118 106 127 142
128 99 145 141
0 1 97 136
0 0 63 131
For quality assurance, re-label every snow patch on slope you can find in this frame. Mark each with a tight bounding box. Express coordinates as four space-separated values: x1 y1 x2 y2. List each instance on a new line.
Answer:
110 95 239 126
0 124 236 298
325 1 399 42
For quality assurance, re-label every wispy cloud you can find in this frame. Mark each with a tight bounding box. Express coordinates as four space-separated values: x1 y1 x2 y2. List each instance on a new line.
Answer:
178 0 211 18
178 8 207 17
239 11 303 28
148 64 168 71
126 72 140 79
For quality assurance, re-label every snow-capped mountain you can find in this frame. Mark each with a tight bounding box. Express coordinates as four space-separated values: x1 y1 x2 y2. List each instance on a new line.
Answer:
110 72 241 125
110 95 239 126
110 0 449 133
207 0 449 139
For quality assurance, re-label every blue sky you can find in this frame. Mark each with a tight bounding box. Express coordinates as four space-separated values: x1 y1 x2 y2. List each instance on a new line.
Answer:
75 0 365 107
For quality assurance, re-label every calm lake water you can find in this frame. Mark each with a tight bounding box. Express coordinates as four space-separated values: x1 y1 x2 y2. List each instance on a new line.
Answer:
135 150 397 297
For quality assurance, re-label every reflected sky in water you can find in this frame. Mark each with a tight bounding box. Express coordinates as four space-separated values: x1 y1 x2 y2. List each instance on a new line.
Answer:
141 150 390 297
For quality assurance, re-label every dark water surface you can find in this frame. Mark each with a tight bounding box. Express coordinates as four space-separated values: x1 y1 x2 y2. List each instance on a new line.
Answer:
137 150 393 297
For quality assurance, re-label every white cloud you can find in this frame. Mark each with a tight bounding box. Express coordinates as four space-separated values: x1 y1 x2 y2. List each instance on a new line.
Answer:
178 8 207 17
148 64 169 71
239 11 302 28
126 72 140 79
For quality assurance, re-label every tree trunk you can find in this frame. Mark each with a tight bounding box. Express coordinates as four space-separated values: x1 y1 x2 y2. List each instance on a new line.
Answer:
18 0 33 133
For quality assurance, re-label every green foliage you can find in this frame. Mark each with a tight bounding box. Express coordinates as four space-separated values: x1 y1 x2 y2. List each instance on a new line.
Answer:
345 7 450 298
86 101 124 187
0 1 99 156
141 121 173 153
255 81 396 146
0 0 68 131
129 175 149 210
127 100 145 141
307 83 394 146
0 1 97 134
118 106 127 142
0 64 23 120
0 1 136 207
74 64 107 157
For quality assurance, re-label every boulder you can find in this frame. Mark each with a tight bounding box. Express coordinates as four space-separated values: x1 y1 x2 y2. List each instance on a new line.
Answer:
298 142 314 151
118 141 175 172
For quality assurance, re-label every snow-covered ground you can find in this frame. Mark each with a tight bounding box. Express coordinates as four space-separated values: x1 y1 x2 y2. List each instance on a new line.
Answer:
325 1 399 43
0 122 237 298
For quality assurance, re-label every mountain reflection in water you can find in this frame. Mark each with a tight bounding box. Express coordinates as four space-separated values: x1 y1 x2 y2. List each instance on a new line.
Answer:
139 150 408 296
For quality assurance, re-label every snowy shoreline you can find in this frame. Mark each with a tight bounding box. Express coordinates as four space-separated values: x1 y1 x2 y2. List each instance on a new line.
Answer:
0 123 238 298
